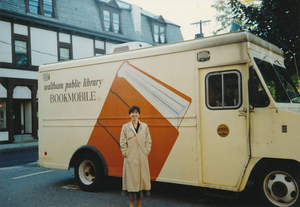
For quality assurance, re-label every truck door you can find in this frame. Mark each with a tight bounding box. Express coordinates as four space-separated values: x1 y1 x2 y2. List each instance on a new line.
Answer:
199 64 249 189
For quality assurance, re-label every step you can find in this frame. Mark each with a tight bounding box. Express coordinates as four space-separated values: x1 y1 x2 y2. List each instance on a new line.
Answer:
14 135 37 144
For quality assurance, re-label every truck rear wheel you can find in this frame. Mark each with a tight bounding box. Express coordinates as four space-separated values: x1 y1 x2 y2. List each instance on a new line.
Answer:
75 153 104 191
260 169 299 206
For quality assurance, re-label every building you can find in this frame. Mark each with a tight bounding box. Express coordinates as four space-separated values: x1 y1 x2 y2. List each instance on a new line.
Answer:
0 0 183 144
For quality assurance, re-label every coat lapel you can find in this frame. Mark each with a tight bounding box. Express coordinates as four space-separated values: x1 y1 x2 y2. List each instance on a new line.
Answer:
129 122 136 135
129 121 142 135
129 121 147 156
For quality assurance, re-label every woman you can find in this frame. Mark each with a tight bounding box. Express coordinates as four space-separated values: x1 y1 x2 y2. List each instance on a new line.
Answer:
120 105 152 207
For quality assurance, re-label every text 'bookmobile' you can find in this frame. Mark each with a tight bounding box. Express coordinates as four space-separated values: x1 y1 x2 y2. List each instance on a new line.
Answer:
38 31 300 206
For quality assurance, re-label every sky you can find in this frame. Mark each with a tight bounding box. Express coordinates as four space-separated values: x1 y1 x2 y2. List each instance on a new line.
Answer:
123 0 219 40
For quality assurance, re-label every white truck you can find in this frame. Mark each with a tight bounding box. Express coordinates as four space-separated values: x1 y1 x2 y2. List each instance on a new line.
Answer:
38 31 300 207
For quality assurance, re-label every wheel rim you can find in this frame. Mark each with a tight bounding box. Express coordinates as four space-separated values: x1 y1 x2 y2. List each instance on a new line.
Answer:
263 171 299 206
78 160 96 185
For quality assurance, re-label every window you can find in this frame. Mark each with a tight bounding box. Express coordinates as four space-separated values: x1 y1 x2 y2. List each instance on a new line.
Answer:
58 43 72 61
58 33 72 61
113 13 120 33
103 10 111 31
43 0 53 17
254 58 290 103
26 0 57 18
206 71 242 109
94 40 105 56
59 48 70 61
13 33 30 68
153 24 166 44
29 0 39 14
154 25 159 42
159 26 165 43
14 40 28 68
254 58 300 103
0 100 7 130
12 27 36 70
249 67 270 107
101 8 122 34
274 65 300 103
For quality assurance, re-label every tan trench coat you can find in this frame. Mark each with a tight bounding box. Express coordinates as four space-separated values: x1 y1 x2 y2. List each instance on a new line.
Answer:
120 121 152 192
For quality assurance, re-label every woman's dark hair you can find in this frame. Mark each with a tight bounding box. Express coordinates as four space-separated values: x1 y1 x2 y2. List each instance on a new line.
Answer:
129 105 140 114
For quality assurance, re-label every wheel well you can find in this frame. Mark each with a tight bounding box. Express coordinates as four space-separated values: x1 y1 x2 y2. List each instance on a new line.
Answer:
250 158 300 180
69 145 108 176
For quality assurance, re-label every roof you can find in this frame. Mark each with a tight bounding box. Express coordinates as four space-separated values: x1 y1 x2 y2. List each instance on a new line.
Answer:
0 0 183 45
98 0 180 26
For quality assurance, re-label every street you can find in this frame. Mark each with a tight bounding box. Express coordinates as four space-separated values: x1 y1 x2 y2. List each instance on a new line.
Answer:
0 161 260 207
0 147 38 168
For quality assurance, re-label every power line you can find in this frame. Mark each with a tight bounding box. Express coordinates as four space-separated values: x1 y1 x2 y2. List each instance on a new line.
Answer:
0 39 60 58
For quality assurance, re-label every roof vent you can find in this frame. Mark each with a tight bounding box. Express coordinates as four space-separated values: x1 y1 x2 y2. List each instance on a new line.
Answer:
114 46 129 53
109 42 152 54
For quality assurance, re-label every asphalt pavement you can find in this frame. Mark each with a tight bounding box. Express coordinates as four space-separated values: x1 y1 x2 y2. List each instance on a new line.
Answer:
0 135 259 206
0 135 38 167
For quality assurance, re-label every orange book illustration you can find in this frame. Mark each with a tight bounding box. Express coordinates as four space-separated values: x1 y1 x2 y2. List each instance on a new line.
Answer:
88 61 191 180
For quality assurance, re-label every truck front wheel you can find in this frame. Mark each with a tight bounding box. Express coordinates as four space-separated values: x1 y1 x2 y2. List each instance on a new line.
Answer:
75 153 104 191
261 170 299 206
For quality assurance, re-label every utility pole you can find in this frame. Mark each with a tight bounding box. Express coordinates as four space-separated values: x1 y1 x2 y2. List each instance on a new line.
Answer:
191 20 211 38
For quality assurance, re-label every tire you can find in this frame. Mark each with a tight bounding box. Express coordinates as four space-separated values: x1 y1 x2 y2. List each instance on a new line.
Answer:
259 169 300 207
74 153 105 191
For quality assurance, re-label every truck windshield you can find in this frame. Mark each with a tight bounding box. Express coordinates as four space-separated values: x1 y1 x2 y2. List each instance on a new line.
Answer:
273 65 300 103
254 58 300 103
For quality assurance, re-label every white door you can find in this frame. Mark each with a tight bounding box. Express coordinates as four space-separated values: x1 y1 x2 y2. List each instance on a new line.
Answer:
199 64 249 188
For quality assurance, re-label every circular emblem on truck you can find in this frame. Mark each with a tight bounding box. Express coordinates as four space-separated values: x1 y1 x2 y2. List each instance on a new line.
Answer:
217 124 230 137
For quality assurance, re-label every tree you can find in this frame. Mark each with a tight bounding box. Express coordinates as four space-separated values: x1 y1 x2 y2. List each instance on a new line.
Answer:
211 0 234 34
212 0 260 35
229 0 300 85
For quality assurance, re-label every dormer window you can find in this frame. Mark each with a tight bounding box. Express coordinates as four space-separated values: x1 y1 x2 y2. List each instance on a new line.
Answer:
153 24 166 44
43 0 53 17
152 16 167 44
102 9 121 34
103 10 111 31
100 0 122 34
113 13 120 33
26 0 57 18
28 0 39 14
154 24 166 43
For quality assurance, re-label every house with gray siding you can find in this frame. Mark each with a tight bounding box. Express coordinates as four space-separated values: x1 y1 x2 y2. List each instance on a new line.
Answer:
0 0 183 144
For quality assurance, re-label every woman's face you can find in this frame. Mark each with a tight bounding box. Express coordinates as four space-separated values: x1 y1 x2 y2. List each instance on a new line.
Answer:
130 109 140 121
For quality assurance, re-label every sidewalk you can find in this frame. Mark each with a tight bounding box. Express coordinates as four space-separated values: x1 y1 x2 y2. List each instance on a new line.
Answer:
0 134 38 153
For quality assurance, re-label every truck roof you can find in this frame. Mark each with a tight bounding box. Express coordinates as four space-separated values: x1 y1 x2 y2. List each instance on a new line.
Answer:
39 31 283 72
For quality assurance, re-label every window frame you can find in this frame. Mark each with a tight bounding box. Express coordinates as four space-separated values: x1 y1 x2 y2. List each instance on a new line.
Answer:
28 0 40 15
94 40 105 56
13 34 31 70
100 6 122 34
25 0 57 18
43 0 54 17
254 57 296 103
0 99 7 131
57 32 72 62
0 21 38 71
103 9 112 32
205 70 242 110
112 12 120 34
58 42 72 62
152 22 167 44
249 67 270 107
